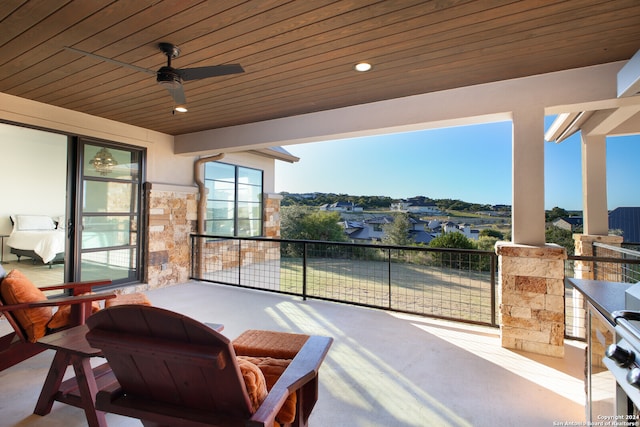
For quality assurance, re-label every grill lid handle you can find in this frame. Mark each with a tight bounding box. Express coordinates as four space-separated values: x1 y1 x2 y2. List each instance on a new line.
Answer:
613 310 640 322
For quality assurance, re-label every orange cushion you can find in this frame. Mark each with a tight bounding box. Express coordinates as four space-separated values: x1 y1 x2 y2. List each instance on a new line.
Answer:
47 296 101 330
237 357 268 413
105 292 152 307
238 355 296 424
0 270 52 342
233 329 309 359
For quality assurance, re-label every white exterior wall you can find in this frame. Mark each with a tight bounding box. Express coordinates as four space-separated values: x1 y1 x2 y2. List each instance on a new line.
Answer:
0 93 276 190
0 93 276 237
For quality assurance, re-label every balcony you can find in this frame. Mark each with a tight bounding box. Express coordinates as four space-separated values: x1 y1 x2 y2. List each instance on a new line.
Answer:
1 279 585 426
5 235 638 426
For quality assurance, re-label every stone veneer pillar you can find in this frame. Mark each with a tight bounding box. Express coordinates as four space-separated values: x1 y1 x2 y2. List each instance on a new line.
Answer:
496 242 567 357
145 183 198 288
263 193 282 238
573 234 624 280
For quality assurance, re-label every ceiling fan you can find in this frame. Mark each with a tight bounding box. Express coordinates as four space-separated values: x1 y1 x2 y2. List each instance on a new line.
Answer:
64 42 244 107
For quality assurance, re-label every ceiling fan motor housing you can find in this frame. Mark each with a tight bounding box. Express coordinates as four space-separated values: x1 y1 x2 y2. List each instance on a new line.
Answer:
157 66 182 88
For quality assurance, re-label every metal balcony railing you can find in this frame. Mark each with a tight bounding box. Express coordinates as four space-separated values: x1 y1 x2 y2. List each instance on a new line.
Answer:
188 235 640 341
565 244 640 340
592 242 640 283
190 235 498 327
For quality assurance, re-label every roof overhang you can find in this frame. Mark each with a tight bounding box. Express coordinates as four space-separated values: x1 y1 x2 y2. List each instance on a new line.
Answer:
546 50 640 143
247 146 300 163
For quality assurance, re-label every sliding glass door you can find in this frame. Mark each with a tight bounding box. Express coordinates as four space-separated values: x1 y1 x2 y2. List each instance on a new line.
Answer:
75 140 144 285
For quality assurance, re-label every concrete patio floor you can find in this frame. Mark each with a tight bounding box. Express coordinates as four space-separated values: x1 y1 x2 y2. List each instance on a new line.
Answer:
1 281 587 427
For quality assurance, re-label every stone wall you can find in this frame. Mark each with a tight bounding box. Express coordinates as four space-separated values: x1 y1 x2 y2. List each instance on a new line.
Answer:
145 183 198 289
144 187 282 289
193 238 281 275
496 242 567 357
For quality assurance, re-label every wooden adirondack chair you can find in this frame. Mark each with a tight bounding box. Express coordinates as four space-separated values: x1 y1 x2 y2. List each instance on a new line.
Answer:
0 268 113 372
86 305 333 427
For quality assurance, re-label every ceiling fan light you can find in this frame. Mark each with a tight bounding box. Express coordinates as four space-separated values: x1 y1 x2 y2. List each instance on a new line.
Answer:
174 106 188 113
355 62 372 72
159 80 180 89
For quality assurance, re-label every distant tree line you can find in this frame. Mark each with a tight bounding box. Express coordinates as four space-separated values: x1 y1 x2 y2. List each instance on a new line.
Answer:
280 192 510 213
280 192 393 210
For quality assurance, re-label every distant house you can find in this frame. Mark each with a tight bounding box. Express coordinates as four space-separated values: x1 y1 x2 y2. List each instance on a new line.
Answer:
442 221 457 233
343 220 364 236
406 217 434 244
343 216 434 244
343 217 391 242
609 207 640 242
553 217 583 231
442 221 480 240
390 200 441 215
427 220 442 232
319 201 363 212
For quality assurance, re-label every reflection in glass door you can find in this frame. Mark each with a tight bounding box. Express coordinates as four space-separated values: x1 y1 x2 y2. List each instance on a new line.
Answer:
77 141 144 285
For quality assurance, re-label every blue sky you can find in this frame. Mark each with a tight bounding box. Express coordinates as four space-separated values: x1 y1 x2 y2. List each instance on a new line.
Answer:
274 118 640 211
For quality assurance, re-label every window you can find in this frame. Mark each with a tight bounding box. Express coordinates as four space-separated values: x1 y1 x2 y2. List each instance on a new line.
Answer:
204 162 263 237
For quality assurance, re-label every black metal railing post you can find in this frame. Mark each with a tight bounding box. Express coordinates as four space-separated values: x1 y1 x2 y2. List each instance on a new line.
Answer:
190 234 195 279
490 253 497 327
302 241 308 301
237 239 242 285
387 248 392 309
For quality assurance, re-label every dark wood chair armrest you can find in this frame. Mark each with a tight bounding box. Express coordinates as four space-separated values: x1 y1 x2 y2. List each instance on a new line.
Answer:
0 292 116 312
39 279 112 295
247 335 333 427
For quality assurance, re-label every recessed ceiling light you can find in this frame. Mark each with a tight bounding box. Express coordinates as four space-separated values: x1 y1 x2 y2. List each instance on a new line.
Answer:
174 106 188 113
355 62 372 72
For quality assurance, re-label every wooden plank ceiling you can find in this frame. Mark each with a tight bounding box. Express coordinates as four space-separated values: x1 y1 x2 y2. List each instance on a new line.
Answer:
1 0 639 136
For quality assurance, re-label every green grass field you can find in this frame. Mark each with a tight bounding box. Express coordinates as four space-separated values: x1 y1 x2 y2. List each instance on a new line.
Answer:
277 256 495 324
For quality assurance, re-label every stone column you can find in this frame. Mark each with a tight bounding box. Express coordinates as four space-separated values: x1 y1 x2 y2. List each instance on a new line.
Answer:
146 183 198 288
496 242 567 357
263 193 282 238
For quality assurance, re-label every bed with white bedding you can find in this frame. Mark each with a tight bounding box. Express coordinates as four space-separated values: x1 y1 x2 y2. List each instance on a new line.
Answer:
7 215 65 265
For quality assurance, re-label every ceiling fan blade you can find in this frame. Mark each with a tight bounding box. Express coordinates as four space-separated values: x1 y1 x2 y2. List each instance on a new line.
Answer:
178 64 244 81
64 46 155 75
165 85 186 105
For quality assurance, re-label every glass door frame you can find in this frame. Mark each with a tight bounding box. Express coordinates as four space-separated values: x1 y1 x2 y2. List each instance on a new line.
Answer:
70 137 146 287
